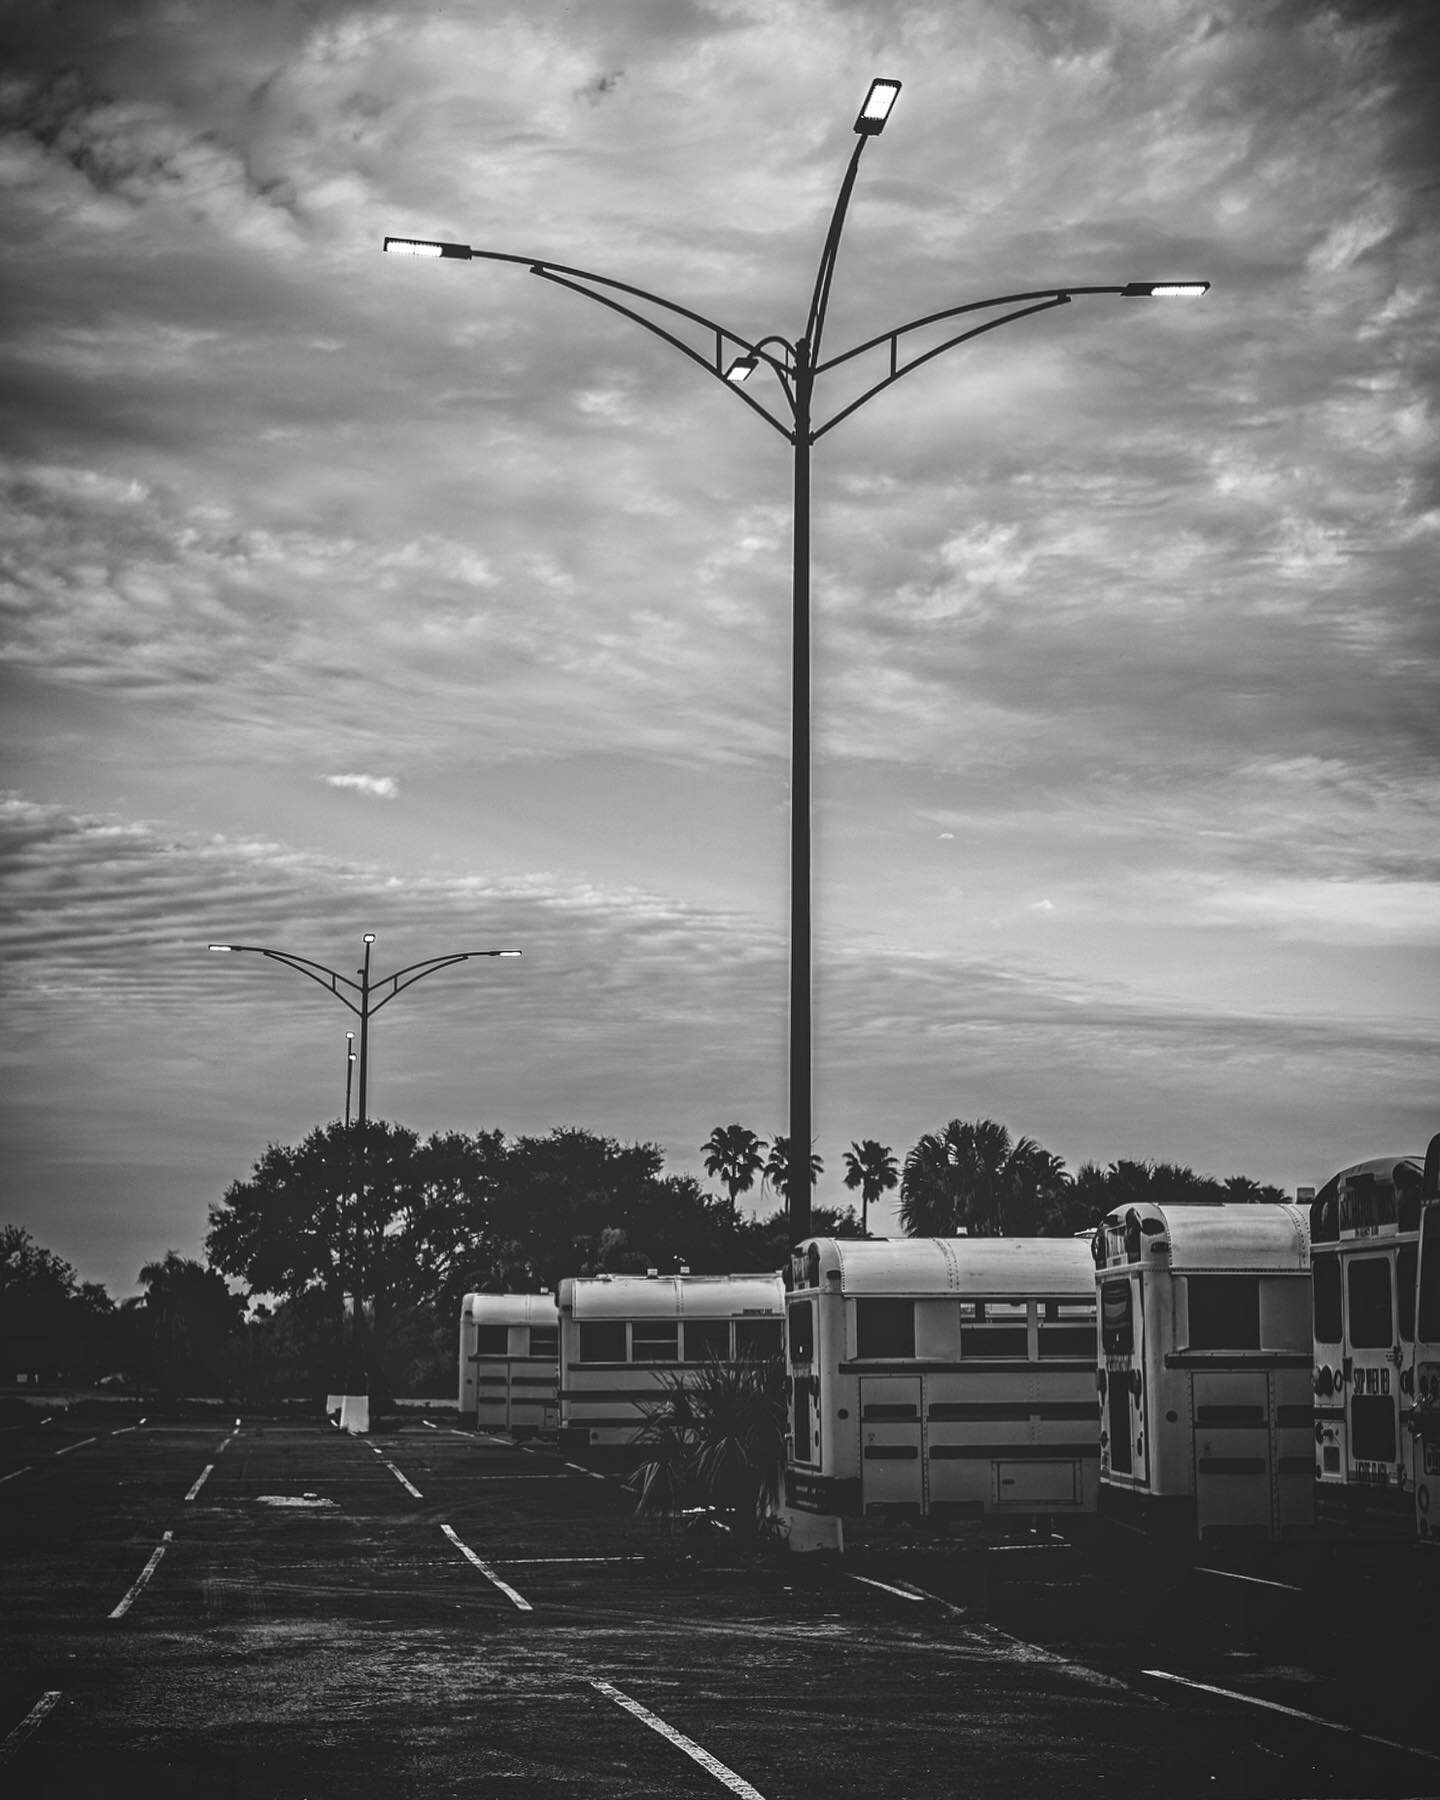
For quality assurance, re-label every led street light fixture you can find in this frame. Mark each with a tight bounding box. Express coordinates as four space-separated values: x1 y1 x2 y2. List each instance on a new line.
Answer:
207 944 234 951
1121 281 1210 297
725 355 759 383
854 79 901 135
382 237 473 260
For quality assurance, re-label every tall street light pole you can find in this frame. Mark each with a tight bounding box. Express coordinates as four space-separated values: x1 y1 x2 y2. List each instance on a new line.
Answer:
384 79 1207 1241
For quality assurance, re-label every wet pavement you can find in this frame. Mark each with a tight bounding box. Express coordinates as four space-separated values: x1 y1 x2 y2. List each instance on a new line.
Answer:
2 1402 1438 1797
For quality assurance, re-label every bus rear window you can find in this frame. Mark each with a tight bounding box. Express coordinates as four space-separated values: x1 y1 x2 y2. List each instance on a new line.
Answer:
1398 1244 1417 1343
856 1299 914 1360
527 1326 558 1358
1101 1280 1133 1356
1347 1257 1392 1349
1313 1254 1341 1344
1420 1222 1440 1342
788 1301 815 1365
1187 1276 1259 1350
578 1322 627 1363
474 1325 509 1356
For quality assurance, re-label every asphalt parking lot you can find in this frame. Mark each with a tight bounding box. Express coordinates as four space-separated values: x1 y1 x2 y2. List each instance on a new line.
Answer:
2 1402 1438 1798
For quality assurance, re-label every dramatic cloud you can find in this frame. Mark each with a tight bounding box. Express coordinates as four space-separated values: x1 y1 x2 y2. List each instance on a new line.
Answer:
1 0 1436 1291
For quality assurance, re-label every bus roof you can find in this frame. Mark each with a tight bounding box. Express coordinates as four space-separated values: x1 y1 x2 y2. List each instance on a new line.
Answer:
802 1236 1095 1297
460 1292 558 1327
558 1272 784 1320
1100 1202 1309 1271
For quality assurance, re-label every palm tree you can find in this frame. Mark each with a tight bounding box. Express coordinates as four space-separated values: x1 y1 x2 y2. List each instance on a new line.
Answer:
842 1139 898 1235
701 1125 767 1206
899 1118 1067 1238
763 1135 823 1205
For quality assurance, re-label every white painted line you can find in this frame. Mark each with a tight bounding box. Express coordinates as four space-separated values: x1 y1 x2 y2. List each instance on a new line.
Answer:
110 1426 135 1437
52 1436 98 1458
565 1461 610 1483
216 1433 237 1453
1141 1669 1440 1762
1195 1565 1303 1593
0 1689 63 1759
591 1679 768 1799
108 1530 173 1621
498 1555 643 1564
848 1573 925 1603
423 1419 437 1430
440 1523 533 1611
0 1466 32 1486
184 1464 215 1502
363 1442 423 1498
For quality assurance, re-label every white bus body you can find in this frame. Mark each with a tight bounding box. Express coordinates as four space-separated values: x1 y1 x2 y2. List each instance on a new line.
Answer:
1096 1201 1312 1542
458 1292 559 1436
557 1272 785 1449
781 1237 1099 1551
1309 1155 1426 1534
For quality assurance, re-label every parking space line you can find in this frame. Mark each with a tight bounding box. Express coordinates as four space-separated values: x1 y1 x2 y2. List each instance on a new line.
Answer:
848 1573 925 1603
1140 1669 1440 1762
108 1530 173 1621
0 1466 32 1485
590 1679 768 1799
565 1461 610 1482
0 1690 63 1760
52 1437 98 1458
364 1443 423 1498
185 1464 215 1502
439 1523 533 1611
498 1555 643 1564
1194 1566 1303 1593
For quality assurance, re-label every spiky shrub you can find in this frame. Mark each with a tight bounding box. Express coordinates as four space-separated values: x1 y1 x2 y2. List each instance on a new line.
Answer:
627 1353 787 1547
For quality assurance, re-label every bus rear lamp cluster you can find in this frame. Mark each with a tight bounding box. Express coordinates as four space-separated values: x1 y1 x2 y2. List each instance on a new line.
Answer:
1314 1364 1345 1396
1419 1371 1440 1403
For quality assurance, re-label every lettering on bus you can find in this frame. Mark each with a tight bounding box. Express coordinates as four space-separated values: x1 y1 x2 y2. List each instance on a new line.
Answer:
1353 1365 1392 1396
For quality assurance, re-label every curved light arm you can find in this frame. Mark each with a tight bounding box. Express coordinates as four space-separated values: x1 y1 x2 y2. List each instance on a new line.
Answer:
208 944 361 1012
804 132 869 367
367 949 522 1015
811 281 1208 441
383 238 795 441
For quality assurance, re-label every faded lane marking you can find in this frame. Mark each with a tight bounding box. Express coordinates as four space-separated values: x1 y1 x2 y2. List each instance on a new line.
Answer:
565 1461 610 1482
1141 1668 1440 1762
108 1530 173 1621
1195 1566 1303 1593
591 1679 768 1799
52 1437 98 1457
0 1466 32 1485
184 1464 215 1502
0 1690 63 1759
110 1426 135 1436
365 1442 423 1498
499 1555 642 1564
440 1523 533 1611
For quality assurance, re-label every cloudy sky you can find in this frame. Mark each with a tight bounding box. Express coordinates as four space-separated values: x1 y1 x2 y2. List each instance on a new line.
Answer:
2 0 1436 1296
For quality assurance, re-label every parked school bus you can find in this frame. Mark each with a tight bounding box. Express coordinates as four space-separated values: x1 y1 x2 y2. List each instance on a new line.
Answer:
1095 1200 1312 1542
556 1272 785 1450
457 1292 559 1436
1413 1137 1440 1539
780 1236 1099 1552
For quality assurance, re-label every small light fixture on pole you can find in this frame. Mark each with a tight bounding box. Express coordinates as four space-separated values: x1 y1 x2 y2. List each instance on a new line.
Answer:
384 81 1207 1241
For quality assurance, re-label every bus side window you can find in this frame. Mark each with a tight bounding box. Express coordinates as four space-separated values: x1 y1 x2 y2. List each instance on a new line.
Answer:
632 1322 680 1363
1039 1300 1096 1359
1347 1257 1392 1350
578 1322 627 1363
1398 1244 1417 1343
788 1301 815 1365
1187 1276 1260 1350
1313 1254 1342 1344
528 1326 558 1359
685 1320 731 1363
736 1319 783 1360
856 1299 915 1360
475 1325 509 1356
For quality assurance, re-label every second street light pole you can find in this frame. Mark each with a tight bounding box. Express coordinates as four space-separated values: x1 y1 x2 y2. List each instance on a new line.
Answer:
384 78 1207 1240
208 934 521 1405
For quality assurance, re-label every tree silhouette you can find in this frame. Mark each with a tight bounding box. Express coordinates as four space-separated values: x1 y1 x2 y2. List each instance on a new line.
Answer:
702 1125 767 1207
763 1136 823 1205
842 1139 898 1235
899 1119 1068 1237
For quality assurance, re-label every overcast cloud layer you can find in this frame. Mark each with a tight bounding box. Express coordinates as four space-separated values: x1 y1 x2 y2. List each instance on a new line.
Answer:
1 0 1436 1293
